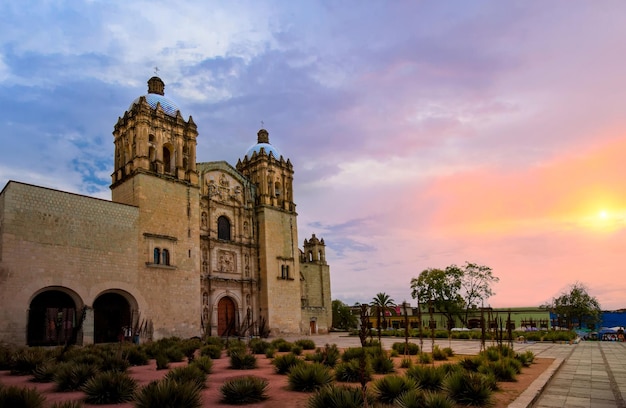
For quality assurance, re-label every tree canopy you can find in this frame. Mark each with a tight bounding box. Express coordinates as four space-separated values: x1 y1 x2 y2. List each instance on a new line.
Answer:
545 282 601 330
410 267 464 330
332 299 357 330
457 262 499 325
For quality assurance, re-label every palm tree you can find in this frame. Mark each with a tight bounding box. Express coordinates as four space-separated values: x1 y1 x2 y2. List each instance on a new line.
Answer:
370 292 396 345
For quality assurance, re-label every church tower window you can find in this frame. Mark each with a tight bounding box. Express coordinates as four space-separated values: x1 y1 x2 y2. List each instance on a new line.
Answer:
162 249 170 265
218 216 231 241
163 146 172 174
153 248 161 264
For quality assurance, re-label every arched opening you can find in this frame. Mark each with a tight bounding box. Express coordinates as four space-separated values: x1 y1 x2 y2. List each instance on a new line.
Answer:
318 250 323 262
28 289 78 346
163 145 172 174
217 296 238 337
217 216 231 241
93 292 131 343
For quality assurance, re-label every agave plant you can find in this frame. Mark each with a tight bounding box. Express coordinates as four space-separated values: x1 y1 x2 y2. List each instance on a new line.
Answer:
371 375 418 404
135 379 202 408
81 371 137 404
334 359 372 383
165 365 208 389
220 375 269 404
287 363 333 392
272 353 304 374
0 385 46 408
54 362 99 391
444 371 493 407
307 384 373 408
406 365 446 391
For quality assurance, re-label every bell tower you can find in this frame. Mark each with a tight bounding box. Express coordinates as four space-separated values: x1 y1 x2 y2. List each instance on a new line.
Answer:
237 129 301 334
109 76 202 339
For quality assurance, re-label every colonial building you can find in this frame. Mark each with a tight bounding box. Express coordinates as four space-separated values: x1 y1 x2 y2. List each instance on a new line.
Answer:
0 76 332 346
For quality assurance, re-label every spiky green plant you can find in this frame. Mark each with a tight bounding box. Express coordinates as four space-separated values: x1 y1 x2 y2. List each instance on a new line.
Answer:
334 359 372 383
294 339 316 350
190 355 213 374
229 350 257 369
200 344 223 359
479 359 518 382
220 375 269 404
54 362 99 391
307 384 372 408
442 347 454 357
265 348 275 358
165 365 207 389
371 375 418 404
287 363 333 392
134 379 202 408
432 345 448 361
423 391 455 408
394 389 426 408
406 365 445 391
392 342 420 355
248 338 271 354
0 385 46 408
155 353 169 370
81 370 137 404
459 356 484 372
10 348 48 375
31 360 58 382
341 347 365 362
306 343 340 368
418 352 432 364
400 357 413 368
272 353 304 374
371 351 395 374
444 371 493 407
123 346 149 366
271 338 294 352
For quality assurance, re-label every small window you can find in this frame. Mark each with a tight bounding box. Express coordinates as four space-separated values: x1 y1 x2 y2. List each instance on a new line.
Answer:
162 249 170 266
217 216 231 240
154 248 161 264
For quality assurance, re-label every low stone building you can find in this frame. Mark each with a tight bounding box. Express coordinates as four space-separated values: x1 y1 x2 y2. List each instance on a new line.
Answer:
0 76 332 346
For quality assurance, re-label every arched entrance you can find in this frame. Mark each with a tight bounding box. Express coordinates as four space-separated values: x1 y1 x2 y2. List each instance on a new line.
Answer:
217 296 237 337
93 292 131 343
28 289 78 346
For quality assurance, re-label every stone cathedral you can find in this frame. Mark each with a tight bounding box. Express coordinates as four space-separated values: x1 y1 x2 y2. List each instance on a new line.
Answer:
0 76 332 346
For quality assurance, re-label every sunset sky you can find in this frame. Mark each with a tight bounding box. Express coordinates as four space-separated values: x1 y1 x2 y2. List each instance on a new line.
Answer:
2 1 626 310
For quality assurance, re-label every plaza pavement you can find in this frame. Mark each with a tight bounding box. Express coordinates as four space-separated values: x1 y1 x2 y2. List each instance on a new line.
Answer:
282 333 626 408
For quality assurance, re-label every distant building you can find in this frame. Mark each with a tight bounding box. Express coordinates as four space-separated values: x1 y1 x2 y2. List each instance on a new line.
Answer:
0 76 331 346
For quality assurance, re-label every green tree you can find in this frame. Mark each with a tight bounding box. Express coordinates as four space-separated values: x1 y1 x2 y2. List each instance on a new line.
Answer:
546 282 601 330
458 262 499 326
410 267 464 335
370 293 396 345
332 299 357 330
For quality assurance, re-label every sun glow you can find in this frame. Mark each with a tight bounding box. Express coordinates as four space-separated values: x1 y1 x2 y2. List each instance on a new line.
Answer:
599 210 608 219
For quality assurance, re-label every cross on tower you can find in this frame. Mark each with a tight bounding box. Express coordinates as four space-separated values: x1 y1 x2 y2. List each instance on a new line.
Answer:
154 66 160 76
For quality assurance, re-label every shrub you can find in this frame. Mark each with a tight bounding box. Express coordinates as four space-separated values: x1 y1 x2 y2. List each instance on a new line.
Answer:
341 347 365 362
271 338 294 352
10 348 48 375
0 345 15 370
204 336 225 347
31 360 58 382
123 346 149 366
459 356 483 372
155 353 169 370
418 352 432 364
180 338 202 362
248 338 271 354
444 371 493 406
165 365 208 389
371 375 418 404
220 375 269 404
400 357 413 368
294 339 316 350
371 351 395 374
82 371 137 404
406 365 446 391
432 345 448 361
229 350 257 369
307 384 373 408
480 347 500 362
392 342 420 355
265 348 275 358
164 346 185 363
516 350 535 367
479 359 518 382
226 339 247 355
200 344 223 359
292 345 303 356
99 354 129 373
439 363 462 376
0 385 46 408
394 388 426 408
423 391 455 408
54 362 99 391
135 379 202 408
190 355 213 374
306 343 340 368
288 362 333 392
334 359 372 383
272 353 304 374
442 347 454 357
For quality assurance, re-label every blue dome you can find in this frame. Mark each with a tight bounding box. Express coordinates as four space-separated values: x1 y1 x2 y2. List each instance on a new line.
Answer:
130 93 180 117
245 142 281 158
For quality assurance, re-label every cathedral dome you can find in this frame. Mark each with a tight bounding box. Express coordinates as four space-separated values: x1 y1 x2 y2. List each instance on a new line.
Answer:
244 129 282 158
129 76 181 117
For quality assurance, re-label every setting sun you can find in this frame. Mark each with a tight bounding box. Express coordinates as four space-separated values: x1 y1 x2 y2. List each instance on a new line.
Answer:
599 210 608 219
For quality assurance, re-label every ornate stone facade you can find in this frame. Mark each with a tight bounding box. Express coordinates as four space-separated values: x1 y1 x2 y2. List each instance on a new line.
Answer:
0 77 331 345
